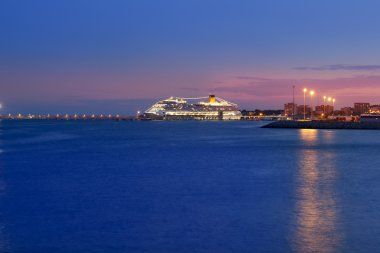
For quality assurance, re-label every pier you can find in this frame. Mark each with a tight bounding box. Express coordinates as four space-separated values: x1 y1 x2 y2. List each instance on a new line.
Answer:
262 120 380 130
0 114 138 121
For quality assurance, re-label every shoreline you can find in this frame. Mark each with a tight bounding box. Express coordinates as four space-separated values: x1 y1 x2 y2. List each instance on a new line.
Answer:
261 120 380 130
0 116 137 121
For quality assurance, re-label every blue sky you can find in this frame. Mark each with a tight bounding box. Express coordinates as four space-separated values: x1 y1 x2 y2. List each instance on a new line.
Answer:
1 0 380 114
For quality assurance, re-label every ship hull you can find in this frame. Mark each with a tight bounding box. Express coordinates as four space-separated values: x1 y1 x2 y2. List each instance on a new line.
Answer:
144 112 241 120
143 113 164 120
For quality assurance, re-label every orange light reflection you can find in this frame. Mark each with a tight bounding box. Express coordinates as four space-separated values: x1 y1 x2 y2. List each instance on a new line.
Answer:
292 129 342 253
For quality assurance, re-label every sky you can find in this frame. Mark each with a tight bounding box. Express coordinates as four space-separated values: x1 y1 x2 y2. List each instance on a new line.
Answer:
1 0 380 115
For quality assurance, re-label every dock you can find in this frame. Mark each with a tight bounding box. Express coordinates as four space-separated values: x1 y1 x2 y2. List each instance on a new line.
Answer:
261 120 380 130
0 115 138 121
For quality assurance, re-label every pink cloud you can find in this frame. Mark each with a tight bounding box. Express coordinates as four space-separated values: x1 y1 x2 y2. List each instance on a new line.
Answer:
2 66 380 111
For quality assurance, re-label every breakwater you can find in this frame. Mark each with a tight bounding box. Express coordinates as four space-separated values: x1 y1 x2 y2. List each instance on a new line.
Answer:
0 115 137 120
262 120 380 130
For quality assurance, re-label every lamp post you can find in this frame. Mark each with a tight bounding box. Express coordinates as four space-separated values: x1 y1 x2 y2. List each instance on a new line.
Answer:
310 90 315 120
323 96 326 118
327 97 332 115
292 85 295 120
303 88 307 120
332 99 336 115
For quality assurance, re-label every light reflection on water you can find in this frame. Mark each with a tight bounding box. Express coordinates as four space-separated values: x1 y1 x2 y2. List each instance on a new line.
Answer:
0 121 9 252
0 120 6 252
5 121 380 252
293 129 342 253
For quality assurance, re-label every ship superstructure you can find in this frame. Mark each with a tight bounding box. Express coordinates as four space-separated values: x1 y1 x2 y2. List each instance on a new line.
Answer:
144 95 242 120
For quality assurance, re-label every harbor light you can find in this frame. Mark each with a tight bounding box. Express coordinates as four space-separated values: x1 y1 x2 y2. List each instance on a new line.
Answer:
303 88 307 120
332 98 336 115
310 90 315 120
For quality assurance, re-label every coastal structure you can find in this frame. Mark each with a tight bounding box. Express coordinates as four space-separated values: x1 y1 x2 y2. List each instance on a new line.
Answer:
261 120 380 130
144 95 242 120
360 114 380 122
354 103 370 115
284 102 297 117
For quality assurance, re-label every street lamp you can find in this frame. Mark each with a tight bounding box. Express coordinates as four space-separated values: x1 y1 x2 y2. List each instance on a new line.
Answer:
327 97 332 115
310 90 315 120
323 96 327 117
332 98 336 115
303 88 307 120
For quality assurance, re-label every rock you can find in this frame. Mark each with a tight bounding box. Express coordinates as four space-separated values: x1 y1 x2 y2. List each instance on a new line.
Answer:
261 121 380 130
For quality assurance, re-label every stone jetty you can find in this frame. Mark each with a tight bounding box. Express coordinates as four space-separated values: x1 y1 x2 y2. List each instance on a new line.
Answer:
261 120 380 130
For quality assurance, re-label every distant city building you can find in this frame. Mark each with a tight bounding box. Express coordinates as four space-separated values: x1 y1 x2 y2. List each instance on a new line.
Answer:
325 105 334 115
369 105 380 114
284 103 297 117
241 109 284 117
354 103 370 115
296 105 310 118
341 107 354 116
315 105 324 116
313 105 334 117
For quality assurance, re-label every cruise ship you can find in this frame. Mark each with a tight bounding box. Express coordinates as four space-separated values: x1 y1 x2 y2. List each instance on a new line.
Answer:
144 95 242 120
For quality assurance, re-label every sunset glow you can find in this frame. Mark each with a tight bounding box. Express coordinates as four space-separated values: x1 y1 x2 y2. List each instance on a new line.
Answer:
1 1 380 114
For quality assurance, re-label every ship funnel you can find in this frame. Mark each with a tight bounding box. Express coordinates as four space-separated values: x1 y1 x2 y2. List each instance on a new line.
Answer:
209 95 216 103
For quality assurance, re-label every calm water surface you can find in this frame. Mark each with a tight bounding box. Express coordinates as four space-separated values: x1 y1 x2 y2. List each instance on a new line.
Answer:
1 120 380 252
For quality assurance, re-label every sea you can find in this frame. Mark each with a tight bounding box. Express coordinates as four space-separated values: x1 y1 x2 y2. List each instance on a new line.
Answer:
1 120 380 253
